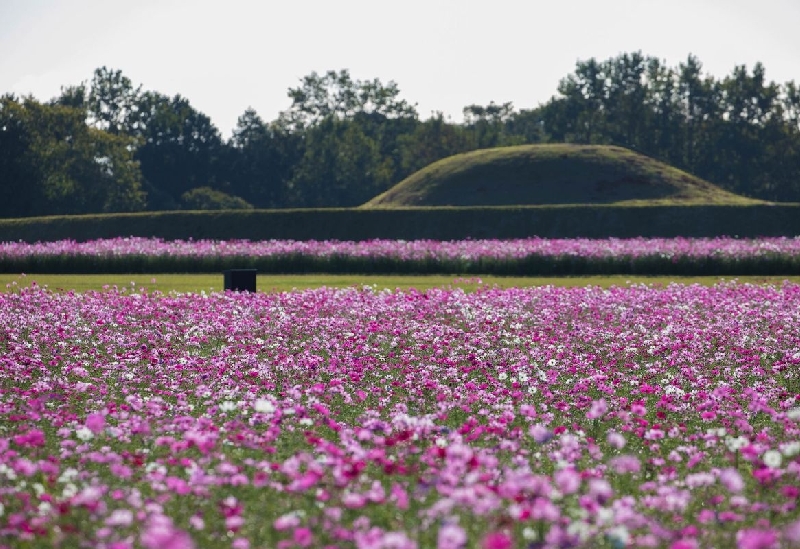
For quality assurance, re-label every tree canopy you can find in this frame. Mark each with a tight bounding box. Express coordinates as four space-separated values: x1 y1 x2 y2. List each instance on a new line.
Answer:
1 54 800 217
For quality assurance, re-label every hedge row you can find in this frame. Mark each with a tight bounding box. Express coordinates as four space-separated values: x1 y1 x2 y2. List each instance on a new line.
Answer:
2 253 800 275
1 204 800 243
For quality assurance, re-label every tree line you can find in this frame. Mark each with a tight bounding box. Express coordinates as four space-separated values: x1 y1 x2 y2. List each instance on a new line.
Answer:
2 52 800 218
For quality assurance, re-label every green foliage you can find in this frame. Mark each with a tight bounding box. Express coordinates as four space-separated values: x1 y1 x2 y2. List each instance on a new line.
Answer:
396 113 475 177
538 52 800 202
288 118 394 207
4 56 800 217
282 69 417 130
0 95 41 217
136 92 226 207
87 66 144 135
180 187 253 210
462 101 526 149
0 95 146 216
226 108 299 208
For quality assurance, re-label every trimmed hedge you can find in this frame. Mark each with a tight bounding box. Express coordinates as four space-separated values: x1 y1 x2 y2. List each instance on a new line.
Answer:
1 251 799 275
1 205 800 243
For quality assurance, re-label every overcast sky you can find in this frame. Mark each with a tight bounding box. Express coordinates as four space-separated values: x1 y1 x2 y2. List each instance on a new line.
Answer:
2 0 799 137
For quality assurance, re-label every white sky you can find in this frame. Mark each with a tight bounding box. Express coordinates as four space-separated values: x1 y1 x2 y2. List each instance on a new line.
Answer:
2 0 799 138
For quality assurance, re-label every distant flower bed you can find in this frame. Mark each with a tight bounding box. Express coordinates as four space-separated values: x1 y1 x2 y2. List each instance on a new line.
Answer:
1 237 800 275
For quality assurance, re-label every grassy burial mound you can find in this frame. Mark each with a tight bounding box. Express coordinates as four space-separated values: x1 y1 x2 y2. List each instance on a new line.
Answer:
363 144 762 207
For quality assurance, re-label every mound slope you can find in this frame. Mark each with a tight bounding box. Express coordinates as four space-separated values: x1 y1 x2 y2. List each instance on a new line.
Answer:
362 144 761 207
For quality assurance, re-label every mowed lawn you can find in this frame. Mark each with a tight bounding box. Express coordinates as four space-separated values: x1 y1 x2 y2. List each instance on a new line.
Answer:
3 273 800 293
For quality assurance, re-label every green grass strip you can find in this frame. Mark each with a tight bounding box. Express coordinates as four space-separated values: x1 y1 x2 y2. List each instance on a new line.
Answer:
2 273 799 294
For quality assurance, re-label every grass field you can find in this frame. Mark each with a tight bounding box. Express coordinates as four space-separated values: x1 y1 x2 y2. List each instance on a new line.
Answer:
3 273 800 293
363 144 761 208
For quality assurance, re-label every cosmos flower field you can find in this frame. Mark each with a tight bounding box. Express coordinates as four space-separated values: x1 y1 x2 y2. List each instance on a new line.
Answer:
2 279 800 548
2 236 800 275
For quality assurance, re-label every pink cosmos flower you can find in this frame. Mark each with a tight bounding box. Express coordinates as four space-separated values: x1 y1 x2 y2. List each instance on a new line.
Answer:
438 523 467 549
140 515 195 549
554 467 581 494
736 528 778 549
225 515 244 531
86 413 106 434
482 531 512 549
12 458 36 477
607 431 626 449
609 455 641 474
588 478 613 503
670 540 698 549
719 468 744 493
391 483 409 510
12 428 45 447
105 509 134 527
529 424 553 444
785 520 800 543
587 398 608 419
274 513 300 530
342 492 367 508
293 527 314 548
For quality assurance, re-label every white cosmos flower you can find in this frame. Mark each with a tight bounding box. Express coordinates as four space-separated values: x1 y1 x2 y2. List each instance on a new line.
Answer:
75 427 94 441
0 464 17 481
62 483 77 498
725 436 748 452
254 399 275 414
219 401 237 413
787 407 800 420
763 449 782 468
606 525 631 546
780 441 800 457
58 468 78 483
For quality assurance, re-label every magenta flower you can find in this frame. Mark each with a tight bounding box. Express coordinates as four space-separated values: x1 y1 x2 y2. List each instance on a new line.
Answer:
670 540 698 549
293 527 314 548
85 413 106 434
482 531 512 549
12 428 45 447
225 515 244 531
736 528 778 549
